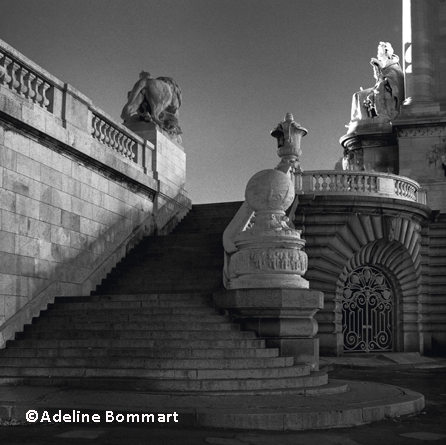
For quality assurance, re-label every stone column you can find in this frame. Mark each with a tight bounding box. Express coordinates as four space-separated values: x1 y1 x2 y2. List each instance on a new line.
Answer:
401 0 440 113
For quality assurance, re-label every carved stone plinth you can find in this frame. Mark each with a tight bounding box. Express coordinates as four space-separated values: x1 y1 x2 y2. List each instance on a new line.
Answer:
213 288 324 370
224 169 309 289
340 121 399 174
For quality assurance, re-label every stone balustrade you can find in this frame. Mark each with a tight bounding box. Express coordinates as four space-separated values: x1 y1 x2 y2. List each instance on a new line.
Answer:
91 112 137 161
0 49 51 110
298 170 426 204
0 39 148 170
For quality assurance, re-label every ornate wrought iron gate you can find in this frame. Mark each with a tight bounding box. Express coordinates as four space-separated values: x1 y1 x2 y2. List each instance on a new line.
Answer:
342 265 393 353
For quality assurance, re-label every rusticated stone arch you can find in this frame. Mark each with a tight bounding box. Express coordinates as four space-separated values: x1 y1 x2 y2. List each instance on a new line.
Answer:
335 238 421 353
297 204 426 356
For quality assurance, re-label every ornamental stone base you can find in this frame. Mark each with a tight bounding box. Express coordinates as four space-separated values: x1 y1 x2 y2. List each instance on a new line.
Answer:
213 288 323 370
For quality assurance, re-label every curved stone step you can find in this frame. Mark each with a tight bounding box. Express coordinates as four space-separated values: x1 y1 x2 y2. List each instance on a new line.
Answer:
49 300 215 310
0 347 280 359
1 370 327 393
0 379 425 429
26 321 240 332
35 313 232 323
0 356 294 370
40 307 223 316
55 293 214 302
6 338 266 349
0 364 312 381
16 329 256 341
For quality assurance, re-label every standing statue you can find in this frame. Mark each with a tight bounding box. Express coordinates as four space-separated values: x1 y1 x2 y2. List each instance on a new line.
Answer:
350 42 404 123
121 71 182 139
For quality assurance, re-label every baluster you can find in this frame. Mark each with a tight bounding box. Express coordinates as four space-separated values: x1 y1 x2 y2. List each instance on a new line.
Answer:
370 176 377 193
124 136 132 157
91 115 100 139
108 126 117 150
339 174 347 191
98 119 106 143
40 81 50 109
394 180 400 196
32 77 43 105
26 72 36 102
8 61 20 92
116 132 125 154
128 140 136 159
102 123 110 146
16 67 28 97
0 54 12 87
322 174 329 191
115 129 123 152
313 174 320 191
118 135 126 154
1 55 13 88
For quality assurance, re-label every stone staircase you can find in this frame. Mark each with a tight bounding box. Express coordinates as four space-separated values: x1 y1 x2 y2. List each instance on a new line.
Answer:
0 202 338 394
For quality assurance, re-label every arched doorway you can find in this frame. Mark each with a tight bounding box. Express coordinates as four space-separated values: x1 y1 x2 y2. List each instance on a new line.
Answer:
342 265 394 353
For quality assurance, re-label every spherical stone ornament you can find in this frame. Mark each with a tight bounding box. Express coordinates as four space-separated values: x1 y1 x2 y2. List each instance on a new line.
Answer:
245 169 294 212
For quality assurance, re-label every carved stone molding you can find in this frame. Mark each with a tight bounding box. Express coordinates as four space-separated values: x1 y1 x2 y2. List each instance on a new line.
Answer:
231 248 308 276
397 125 446 138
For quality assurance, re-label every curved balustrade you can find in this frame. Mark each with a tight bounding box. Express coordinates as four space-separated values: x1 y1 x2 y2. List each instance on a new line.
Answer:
298 171 426 204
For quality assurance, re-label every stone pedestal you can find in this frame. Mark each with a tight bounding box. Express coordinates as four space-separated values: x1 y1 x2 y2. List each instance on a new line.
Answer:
340 121 399 174
124 120 191 233
213 288 324 370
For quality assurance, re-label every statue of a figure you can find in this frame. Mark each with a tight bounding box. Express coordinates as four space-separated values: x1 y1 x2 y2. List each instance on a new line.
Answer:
121 71 182 139
350 42 404 123
271 113 307 174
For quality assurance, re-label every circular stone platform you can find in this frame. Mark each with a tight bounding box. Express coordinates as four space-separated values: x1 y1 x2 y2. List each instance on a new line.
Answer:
0 379 424 431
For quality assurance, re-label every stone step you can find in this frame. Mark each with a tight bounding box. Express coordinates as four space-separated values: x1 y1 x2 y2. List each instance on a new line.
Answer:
0 363 312 381
0 347 279 359
7 338 265 349
40 307 224 317
95 282 223 294
54 293 214 302
4 370 326 393
35 313 231 324
16 329 256 341
25 321 240 332
0 356 293 370
47 299 215 310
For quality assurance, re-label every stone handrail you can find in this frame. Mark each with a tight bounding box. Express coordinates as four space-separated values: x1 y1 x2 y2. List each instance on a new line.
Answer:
0 38 148 170
298 170 426 204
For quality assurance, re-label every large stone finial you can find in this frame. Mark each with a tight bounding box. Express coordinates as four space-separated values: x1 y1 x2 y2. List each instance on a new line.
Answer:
271 113 308 173
222 115 310 290
121 71 182 140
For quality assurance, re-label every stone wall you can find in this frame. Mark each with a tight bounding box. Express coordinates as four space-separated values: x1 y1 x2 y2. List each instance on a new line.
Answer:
293 194 431 356
0 39 190 347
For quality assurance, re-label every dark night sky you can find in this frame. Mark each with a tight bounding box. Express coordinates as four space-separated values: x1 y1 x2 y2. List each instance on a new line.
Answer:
0 0 403 203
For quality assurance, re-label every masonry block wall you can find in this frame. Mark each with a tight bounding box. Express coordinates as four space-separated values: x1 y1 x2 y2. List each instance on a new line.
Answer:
293 194 431 356
0 39 191 347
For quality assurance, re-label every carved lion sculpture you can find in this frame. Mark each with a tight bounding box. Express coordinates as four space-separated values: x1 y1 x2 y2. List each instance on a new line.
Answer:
121 71 182 139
